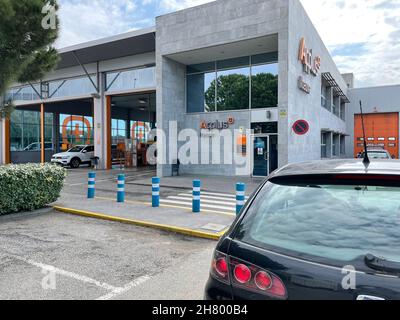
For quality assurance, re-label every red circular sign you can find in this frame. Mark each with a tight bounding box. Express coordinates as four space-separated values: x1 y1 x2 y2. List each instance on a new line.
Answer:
293 120 309 135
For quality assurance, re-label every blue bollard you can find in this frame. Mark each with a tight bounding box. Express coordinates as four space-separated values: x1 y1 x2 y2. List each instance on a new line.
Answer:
152 177 160 207
87 172 96 199
117 174 125 203
236 183 246 216
193 180 201 213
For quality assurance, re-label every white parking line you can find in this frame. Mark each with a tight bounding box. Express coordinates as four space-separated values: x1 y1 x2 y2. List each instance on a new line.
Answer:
96 275 151 300
4 253 117 291
3 253 151 300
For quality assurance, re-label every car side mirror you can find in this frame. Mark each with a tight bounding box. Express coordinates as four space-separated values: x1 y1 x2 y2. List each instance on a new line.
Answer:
82 150 87 153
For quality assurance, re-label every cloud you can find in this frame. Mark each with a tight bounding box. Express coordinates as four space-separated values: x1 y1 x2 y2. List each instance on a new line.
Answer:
55 0 399 87
300 0 400 87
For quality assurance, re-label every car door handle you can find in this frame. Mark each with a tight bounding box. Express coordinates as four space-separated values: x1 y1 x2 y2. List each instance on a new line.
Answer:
357 295 385 301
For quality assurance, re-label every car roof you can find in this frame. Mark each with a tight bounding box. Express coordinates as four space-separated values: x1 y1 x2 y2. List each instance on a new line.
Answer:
270 159 400 178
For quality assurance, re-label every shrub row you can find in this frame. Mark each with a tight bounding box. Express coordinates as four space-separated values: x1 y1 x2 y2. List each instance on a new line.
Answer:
0 163 66 215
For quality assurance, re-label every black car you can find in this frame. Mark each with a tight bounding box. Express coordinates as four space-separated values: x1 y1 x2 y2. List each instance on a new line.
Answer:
205 159 400 300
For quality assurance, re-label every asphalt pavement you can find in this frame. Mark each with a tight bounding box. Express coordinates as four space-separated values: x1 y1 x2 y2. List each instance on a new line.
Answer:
0 209 215 300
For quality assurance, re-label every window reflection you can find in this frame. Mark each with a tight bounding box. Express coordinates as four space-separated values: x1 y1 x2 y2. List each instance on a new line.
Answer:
216 67 250 111
9 110 53 152
60 114 93 150
251 63 278 109
187 53 279 113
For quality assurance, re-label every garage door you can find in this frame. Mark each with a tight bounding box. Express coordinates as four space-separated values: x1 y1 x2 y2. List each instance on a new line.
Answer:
354 113 399 159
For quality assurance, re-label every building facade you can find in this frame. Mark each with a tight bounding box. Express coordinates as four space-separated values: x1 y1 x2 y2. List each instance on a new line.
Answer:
0 0 398 176
347 84 400 159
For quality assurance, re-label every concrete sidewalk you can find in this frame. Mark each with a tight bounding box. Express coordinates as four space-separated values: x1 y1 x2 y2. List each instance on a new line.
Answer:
53 193 236 240
129 174 264 194
57 171 264 240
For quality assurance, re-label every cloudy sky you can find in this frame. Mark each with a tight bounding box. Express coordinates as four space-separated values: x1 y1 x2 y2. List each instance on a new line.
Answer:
56 0 400 88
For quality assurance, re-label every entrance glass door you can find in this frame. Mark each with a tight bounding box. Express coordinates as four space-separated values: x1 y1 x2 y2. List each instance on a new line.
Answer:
252 135 278 177
253 136 269 177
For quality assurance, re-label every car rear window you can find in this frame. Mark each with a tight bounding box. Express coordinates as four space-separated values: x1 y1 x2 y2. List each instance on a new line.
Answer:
236 179 400 265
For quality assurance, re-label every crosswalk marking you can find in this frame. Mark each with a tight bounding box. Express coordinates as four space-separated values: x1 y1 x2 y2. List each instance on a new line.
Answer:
167 196 235 207
160 199 235 212
177 193 249 202
160 191 249 214
200 191 239 198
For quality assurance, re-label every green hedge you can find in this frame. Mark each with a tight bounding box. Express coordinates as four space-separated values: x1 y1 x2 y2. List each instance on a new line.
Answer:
0 163 66 215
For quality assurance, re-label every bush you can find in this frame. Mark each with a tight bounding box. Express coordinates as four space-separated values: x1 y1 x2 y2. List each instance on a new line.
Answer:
0 163 66 215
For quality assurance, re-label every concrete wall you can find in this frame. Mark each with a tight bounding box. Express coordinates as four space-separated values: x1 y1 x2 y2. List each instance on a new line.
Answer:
156 0 290 176
286 0 347 163
346 84 400 157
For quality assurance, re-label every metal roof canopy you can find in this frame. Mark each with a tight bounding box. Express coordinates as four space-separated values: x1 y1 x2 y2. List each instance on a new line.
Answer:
322 72 350 103
56 27 156 70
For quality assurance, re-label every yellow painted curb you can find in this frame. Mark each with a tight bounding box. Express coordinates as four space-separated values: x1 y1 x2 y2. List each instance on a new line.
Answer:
53 206 228 241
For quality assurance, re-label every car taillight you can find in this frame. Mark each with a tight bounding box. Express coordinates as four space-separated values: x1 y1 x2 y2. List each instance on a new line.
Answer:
255 271 272 290
230 258 287 299
215 258 228 277
211 251 229 283
234 264 251 284
210 252 287 299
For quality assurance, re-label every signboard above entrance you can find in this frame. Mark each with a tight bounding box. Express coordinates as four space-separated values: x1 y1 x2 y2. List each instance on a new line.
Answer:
298 37 321 77
200 117 235 130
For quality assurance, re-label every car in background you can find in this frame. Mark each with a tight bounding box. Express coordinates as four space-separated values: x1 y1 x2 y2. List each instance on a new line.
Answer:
24 142 53 151
358 148 392 160
51 145 94 168
205 159 400 300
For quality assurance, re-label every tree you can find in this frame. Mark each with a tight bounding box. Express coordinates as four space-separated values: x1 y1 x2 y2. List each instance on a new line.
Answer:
251 73 278 108
0 0 59 118
205 72 278 111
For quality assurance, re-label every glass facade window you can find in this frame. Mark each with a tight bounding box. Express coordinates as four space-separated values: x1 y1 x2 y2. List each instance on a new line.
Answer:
216 66 250 111
106 66 156 92
10 110 54 152
6 85 41 102
321 132 328 158
251 63 278 109
130 121 153 143
187 53 278 113
251 122 278 135
60 114 93 150
112 119 127 145
6 76 97 102
48 76 97 99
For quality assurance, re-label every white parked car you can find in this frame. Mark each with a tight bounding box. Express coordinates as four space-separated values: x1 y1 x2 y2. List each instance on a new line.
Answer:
51 145 95 168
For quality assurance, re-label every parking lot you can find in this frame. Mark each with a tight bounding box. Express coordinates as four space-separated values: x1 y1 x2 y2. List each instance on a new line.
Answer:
0 209 215 300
